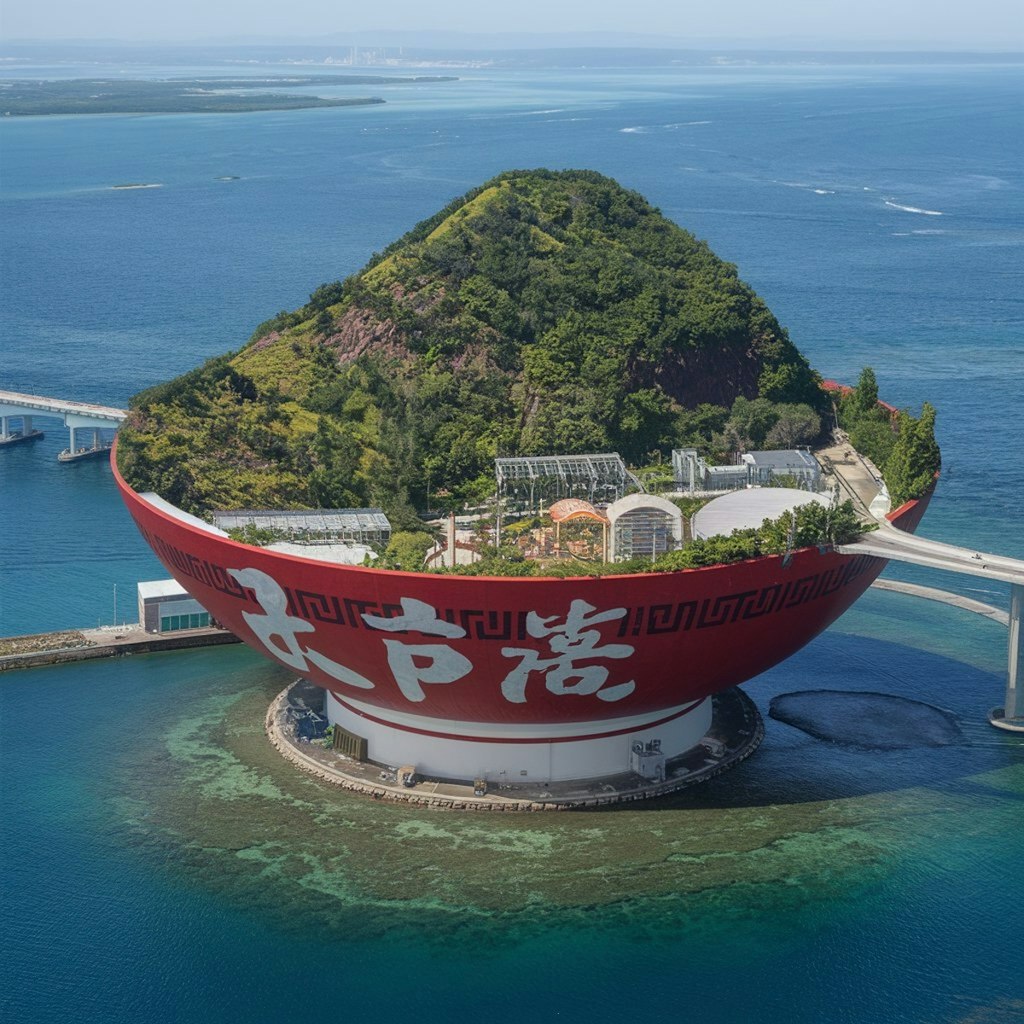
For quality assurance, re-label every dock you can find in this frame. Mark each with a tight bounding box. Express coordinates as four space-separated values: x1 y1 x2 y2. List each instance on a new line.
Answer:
58 442 114 463
0 623 240 672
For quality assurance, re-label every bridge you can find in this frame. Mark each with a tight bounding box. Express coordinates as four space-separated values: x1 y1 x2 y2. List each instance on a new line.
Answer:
823 440 1024 730
0 390 126 461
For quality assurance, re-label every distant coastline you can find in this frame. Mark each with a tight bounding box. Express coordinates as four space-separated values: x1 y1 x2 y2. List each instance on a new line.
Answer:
1 41 1020 72
0 74 456 116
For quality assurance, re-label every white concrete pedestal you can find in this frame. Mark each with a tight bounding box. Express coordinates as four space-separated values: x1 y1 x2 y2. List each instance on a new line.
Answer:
325 692 714 784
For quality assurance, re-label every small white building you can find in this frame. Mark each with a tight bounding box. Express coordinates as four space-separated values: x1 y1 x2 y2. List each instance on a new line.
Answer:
606 493 684 562
137 579 212 633
672 448 748 493
740 449 821 490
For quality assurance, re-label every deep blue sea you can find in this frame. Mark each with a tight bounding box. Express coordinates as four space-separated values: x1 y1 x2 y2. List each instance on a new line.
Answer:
1 62 1022 1024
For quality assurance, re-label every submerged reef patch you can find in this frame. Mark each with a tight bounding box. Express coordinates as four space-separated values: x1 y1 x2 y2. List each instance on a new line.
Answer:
769 690 964 749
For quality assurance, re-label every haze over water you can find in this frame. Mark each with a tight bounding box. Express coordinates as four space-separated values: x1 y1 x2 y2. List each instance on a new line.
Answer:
1 60 1022 1024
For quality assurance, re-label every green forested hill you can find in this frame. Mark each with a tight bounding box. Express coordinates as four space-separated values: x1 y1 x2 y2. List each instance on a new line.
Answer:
118 169 826 522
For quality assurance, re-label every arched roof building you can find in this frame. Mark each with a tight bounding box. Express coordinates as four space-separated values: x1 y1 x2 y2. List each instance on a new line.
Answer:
606 493 684 562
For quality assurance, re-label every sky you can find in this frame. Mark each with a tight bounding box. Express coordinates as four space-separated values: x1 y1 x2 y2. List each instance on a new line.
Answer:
1 0 1022 49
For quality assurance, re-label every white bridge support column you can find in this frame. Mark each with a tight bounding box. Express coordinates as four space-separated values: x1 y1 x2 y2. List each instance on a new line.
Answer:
69 425 76 453
1007 584 1023 720
0 416 7 439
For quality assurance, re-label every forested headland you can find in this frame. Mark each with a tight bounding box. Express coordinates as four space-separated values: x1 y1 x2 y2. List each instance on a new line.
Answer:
117 169 938 534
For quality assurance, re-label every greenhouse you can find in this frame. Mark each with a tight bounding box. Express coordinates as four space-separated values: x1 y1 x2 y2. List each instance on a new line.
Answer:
212 508 392 548
495 453 643 512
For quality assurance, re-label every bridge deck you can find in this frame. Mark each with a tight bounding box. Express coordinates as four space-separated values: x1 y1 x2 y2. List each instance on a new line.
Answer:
0 389 126 422
838 524 1024 586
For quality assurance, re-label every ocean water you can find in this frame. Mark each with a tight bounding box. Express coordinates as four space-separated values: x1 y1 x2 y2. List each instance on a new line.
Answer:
1 63 1022 1023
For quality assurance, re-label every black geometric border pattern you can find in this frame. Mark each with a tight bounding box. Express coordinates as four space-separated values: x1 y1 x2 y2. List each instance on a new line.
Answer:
140 525 880 642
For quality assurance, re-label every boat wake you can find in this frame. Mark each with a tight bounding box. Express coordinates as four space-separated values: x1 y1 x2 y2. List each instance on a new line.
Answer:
885 200 943 216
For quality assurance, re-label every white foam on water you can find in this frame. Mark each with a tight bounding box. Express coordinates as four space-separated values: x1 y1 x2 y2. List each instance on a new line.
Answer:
965 174 1008 190
884 200 943 216
620 120 710 134
777 180 836 195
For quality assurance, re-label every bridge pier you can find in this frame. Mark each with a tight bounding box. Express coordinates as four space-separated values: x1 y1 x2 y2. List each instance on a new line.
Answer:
69 425 76 453
1 413 38 443
1006 584 1023 720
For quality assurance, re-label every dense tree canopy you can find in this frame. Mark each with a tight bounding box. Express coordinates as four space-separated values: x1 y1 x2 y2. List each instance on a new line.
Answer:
119 169 829 519
836 371 940 508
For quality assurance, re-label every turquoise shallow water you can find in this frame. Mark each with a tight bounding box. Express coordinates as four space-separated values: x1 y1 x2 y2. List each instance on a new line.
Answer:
2 619 1021 1024
1 62 1023 1022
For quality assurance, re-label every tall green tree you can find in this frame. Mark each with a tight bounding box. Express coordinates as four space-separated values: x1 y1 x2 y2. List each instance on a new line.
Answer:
852 366 880 416
885 403 940 507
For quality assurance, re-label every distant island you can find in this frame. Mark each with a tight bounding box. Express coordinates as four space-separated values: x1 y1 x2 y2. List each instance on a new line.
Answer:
0 74 457 116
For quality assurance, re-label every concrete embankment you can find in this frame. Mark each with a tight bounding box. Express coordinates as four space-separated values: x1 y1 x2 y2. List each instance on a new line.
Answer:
0 624 240 672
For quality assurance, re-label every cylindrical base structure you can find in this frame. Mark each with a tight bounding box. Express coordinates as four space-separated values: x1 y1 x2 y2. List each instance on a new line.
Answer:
325 690 713 784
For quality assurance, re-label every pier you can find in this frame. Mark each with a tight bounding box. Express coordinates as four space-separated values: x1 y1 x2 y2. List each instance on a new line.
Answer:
0 623 240 673
0 389 125 461
267 678 764 810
